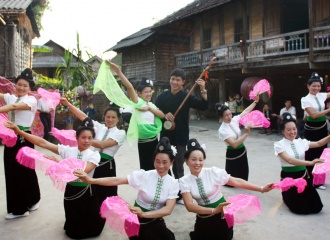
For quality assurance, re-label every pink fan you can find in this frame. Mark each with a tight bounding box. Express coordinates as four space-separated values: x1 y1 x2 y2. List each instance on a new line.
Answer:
37 88 61 109
312 148 330 185
100 196 139 237
51 127 77 146
273 177 307 193
46 158 86 192
0 76 15 94
249 79 271 100
16 146 56 170
0 114 17 147
238 110 270 128
224 194 262 228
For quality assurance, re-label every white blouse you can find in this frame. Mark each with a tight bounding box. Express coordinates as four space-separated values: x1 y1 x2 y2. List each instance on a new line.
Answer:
274 138 310 167
218 115 241 143
92 121 126 157
128 169 179 210
4 93 37 127
179 167 230 206
301 92 327 115
58 144 100 177
135 98 157 125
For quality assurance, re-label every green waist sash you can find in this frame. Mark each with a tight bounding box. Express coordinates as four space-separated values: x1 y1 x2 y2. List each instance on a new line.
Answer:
67 181 89 187
99 152 114 161
134 201 150 212
227 143 244 150
18 125 30 131
282 166 306 172
201 196 226 208
307 116 326 122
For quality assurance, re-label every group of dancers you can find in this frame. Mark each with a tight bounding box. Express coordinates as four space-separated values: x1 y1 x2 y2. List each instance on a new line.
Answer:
1 65 328 240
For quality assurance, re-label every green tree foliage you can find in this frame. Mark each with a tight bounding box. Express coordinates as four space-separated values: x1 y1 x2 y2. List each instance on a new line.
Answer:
31 0 51 31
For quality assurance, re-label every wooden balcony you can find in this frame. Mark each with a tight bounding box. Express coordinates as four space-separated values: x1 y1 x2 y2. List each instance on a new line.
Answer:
175 26 330 69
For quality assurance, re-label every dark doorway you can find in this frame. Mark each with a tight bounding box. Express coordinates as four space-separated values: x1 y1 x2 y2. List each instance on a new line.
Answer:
281 0 309 33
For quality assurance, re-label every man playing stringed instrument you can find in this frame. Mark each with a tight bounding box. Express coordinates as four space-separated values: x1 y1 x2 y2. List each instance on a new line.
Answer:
155 68 208 187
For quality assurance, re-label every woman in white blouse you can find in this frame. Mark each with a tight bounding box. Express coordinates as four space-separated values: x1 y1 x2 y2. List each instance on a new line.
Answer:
217 93 259 181
301 72 330 189
274 113 327 214
179 139 273 240
0 68 40 220
60 98 126 203
75 137 179 240
108 61 165 171
5 121 103 239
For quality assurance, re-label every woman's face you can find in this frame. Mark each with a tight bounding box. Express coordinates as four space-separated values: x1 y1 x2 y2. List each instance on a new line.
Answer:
104 110 119 128
263 104 270 111
222 109 232 123
185 150 205 176
154 153 173 177
138 87 153 102
282 121 297 141
76 130 94 150
15 79 31 97
308 82 322 95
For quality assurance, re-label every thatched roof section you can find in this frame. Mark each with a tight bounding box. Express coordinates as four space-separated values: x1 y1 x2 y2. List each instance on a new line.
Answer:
152 0 232 29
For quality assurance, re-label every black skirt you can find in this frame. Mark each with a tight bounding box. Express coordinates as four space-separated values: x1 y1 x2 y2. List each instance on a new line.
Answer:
225 146 249 181
92 158 117 203
304 120 327 178
281 170 323 214
190 213 233 240
64 184 104 239
138 137 158 171
4 133 40 214
129 217 175 240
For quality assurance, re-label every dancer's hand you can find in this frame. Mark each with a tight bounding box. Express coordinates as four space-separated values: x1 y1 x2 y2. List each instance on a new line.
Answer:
74 169 91 183
196 78 206 91
106 60 121 74
44 155 60 163
60 97 70 107
128 206 144 217
263 183 274 192
214 202 231 214
4 121 19 133
311 158 325 166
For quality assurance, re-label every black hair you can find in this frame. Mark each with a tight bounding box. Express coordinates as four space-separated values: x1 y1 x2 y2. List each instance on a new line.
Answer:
152 137 175 161
15 68 35 89
170 68 186 80
137 78 153 93
76 118 95 138
215 103 229 117
104 102 121 118
307 72 323 85
184 138 206 160
279 112 296 131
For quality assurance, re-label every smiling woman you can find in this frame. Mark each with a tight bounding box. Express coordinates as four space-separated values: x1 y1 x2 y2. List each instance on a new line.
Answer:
74 137 179 240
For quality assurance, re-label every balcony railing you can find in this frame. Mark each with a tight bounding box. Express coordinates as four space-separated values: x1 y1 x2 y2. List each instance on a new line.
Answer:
175 26 330 68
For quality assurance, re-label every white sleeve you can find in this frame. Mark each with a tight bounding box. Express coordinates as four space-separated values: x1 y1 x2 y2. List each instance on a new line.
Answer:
301 138 311 151
109 130 126 146
274 141 284 156
127 169 146 191
301 97 311 110
218 128 230 141
210 167 230 185
57 144 71 159
87 151 100 166
22 96 37 112
178 177 191 193
167 179 180 199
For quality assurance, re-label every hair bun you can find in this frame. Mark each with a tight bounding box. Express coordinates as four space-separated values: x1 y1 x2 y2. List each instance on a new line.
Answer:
187 138 201 150
109 101 120 109
308 72 323 84
156 137 172 154
139 77 154 87
82 117 94 128
281 112 296 124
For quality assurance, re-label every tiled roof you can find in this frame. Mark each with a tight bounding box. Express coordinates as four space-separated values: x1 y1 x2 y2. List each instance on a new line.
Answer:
0 0 33 13
152 0 232 28
106 28 154 51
